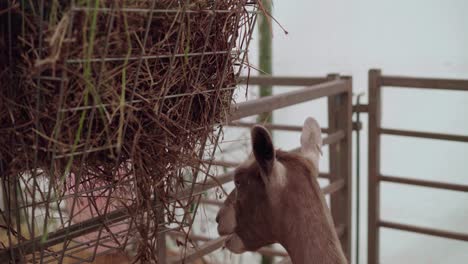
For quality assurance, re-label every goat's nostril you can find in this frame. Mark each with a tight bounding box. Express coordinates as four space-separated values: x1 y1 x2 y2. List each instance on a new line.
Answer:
215 214 220 223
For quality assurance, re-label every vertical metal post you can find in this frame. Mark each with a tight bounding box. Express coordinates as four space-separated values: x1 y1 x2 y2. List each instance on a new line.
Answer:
258 0 273 126
327 74 340 250
355 93 364 264
258 2 273 263
327 75 353 259
368 69 382 264
341 77 353 260
327 74 340 247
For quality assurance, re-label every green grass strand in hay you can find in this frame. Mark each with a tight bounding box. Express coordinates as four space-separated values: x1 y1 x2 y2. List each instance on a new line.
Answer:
62 0 100 181
117 9 133 154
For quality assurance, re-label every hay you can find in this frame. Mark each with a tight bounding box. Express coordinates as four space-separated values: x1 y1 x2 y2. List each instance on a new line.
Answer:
0 0 257 262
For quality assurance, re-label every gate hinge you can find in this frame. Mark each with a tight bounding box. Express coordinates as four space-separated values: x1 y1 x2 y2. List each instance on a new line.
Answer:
353 104 369 113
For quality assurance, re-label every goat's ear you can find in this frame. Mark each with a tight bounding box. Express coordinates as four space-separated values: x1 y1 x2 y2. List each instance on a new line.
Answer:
251 125 275 179
300 117 322 169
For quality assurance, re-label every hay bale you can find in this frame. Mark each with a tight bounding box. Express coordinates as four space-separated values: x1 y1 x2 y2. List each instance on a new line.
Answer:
0 0 257 262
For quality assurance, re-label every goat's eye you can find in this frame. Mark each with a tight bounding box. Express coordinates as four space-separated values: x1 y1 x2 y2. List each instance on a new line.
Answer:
234 179 241 188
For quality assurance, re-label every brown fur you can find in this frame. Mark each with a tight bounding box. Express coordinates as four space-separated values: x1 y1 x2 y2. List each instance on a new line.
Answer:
217 125 347 264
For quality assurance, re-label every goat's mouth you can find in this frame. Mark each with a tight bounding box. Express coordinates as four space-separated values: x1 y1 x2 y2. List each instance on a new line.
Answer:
224 233 246 254
217 222 235 236
218 223 246 253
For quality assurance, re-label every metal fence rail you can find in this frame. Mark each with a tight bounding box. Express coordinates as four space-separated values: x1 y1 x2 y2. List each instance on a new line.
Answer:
367 69 468 264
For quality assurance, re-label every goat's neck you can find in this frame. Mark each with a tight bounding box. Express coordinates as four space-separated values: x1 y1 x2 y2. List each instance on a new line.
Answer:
279 194 347 264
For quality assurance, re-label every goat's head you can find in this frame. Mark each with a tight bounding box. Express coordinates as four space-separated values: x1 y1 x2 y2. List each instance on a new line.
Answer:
216 117 322 253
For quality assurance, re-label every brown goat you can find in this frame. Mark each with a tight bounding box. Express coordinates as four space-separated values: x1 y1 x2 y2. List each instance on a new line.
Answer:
216 117 347 264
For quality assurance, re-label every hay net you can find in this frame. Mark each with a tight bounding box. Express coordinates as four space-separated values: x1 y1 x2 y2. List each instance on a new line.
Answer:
0 0 257 263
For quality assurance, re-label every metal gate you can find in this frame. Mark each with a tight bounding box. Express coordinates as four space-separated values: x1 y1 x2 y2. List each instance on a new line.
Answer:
367 69 468 264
